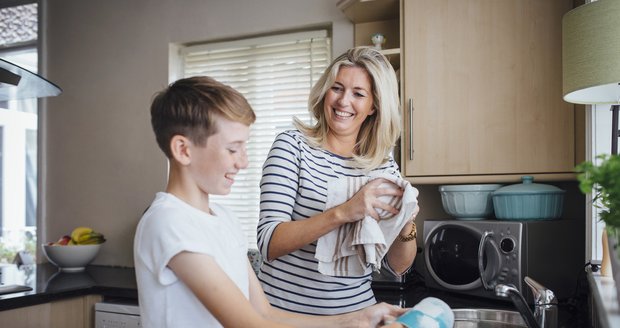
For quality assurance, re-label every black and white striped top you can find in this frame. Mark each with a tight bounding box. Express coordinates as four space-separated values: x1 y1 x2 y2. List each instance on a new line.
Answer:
257 130 400 315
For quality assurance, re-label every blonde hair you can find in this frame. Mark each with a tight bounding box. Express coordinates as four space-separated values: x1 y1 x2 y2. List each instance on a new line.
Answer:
294 46 401 171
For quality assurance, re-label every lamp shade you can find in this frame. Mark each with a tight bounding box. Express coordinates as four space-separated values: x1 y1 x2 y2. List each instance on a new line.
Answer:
0 58 62 101
562 0 620 105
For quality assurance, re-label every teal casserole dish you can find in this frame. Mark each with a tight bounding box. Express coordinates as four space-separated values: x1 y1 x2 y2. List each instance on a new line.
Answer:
492 176 565 220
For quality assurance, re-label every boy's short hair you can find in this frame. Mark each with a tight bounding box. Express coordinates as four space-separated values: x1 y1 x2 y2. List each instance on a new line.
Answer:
151 76 256 158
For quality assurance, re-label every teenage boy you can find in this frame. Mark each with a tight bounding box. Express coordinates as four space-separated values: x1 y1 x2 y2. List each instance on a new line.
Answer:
134 76 406 327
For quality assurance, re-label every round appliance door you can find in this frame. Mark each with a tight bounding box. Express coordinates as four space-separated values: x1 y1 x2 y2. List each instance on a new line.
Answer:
424 223 501 291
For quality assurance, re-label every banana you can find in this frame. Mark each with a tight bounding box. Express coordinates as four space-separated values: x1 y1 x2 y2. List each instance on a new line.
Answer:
71 227 93 243
79 232 105 244
77 232 96 242
70 227 106 245
79 235 106 245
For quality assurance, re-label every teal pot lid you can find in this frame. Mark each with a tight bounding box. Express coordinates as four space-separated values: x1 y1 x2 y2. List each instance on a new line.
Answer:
492 176 565 195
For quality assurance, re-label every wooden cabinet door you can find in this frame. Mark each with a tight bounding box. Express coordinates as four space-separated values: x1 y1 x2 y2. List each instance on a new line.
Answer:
401 0 577 183
0 295 102 328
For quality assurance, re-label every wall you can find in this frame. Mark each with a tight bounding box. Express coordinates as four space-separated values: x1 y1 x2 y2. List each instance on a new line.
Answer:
39 0 587 269
41 0 353 267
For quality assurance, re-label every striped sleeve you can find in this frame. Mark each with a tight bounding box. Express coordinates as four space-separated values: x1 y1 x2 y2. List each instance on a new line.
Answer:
257 131 301 261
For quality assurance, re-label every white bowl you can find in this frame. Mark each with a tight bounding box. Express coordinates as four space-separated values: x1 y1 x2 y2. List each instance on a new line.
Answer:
439 184 503 219
41 244 102 272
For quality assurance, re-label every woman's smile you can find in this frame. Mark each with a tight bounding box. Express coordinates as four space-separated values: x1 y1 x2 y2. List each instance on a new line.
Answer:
324 66 375 139
334 109 354 118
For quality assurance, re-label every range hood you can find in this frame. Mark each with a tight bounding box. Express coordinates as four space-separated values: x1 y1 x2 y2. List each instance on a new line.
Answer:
0 58 62 101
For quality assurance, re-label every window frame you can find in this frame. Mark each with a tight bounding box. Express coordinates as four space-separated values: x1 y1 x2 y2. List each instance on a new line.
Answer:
586 104 617 262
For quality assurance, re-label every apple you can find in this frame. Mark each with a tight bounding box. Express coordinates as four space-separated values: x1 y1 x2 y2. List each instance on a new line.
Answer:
57 235 71 245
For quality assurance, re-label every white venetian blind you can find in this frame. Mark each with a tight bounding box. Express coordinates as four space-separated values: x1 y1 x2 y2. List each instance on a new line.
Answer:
181 30 331 249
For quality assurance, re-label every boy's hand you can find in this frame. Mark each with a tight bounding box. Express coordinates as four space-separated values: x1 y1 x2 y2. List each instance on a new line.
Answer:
357 302 407 328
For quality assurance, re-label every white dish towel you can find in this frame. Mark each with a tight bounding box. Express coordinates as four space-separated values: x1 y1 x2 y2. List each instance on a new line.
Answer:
315 173 419 276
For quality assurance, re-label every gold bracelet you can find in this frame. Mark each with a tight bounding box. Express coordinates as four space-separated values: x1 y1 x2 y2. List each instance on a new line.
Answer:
397 222 417 242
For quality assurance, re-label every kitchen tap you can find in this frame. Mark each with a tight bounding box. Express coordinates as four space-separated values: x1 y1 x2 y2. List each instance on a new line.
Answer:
494 276 558 328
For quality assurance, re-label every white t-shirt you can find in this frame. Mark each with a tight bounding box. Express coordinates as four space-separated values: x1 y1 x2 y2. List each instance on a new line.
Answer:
134 192 249 328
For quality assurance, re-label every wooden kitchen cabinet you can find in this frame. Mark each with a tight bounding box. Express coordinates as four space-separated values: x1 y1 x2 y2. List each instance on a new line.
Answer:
337 0 401 69
401 0 581 184
0 294 102 328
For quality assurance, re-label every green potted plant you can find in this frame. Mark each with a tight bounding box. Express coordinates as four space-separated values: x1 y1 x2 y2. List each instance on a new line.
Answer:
576 154 620 280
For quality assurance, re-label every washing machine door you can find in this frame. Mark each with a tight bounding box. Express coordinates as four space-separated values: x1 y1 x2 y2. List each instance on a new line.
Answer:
424 223 502 291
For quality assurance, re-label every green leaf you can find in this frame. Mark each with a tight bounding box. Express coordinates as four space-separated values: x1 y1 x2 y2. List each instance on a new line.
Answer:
576 155 620 228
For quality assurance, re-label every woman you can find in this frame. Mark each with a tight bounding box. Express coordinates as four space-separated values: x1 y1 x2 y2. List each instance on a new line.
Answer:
257 47 419 315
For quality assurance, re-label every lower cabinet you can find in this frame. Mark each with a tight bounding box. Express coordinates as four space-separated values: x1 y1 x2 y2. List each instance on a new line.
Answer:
0 294 103 328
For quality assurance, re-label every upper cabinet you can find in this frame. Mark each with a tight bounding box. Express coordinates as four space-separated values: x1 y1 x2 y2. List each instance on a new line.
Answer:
401 0 583 184
339 0 583 184
337 0 400 69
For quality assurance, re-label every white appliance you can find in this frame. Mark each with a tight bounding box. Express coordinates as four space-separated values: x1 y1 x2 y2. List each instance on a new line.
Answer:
95 301 141 328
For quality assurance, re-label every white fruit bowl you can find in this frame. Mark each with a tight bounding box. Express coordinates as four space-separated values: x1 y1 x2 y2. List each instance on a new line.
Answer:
41 244 102 272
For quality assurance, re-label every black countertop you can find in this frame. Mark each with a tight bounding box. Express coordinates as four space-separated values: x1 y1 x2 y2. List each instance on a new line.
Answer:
0 263 589 328
1 263 506 311
0 263 137 311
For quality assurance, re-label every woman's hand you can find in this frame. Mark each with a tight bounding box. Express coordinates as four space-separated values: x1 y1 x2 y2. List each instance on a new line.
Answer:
335 178 403 223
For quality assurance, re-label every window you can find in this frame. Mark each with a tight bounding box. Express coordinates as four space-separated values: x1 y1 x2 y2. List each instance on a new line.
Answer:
180 30 331 248
589 104 616 261
0 1 38 263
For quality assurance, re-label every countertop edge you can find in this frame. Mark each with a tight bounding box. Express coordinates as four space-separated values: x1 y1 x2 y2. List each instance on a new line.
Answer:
0 264 138 312
0 286 138 312
587 268 620 328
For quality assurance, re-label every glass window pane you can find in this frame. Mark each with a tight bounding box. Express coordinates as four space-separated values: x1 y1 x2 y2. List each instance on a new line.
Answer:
0 3 38 262
0 126 3 236
590 105 615 261
0 3 38 47
25 129 36 227
0 49 38 113
181 30 330 248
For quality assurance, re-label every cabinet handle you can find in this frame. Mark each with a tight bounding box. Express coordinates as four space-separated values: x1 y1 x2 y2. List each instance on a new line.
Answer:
408 98 414 161
478 231 494 291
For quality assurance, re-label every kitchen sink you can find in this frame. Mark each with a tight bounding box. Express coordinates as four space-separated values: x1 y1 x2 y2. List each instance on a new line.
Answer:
453 308 527 328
